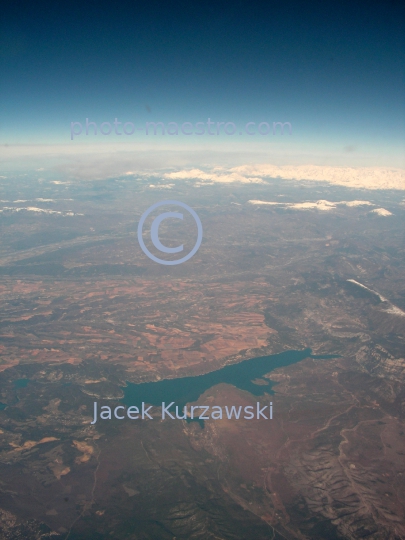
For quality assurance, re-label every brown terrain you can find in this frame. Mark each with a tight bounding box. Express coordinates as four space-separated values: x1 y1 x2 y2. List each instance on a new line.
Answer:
0 177 404 539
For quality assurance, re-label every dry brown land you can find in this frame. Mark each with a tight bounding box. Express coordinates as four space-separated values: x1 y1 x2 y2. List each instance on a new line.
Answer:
0 179 404 539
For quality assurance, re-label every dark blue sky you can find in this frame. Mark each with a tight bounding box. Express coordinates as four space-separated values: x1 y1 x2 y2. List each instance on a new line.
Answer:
1 0 404 164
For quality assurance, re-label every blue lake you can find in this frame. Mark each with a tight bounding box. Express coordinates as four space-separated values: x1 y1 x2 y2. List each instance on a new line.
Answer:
122 348 338 413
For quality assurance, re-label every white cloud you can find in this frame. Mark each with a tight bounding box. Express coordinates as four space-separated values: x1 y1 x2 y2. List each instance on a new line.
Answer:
289 200 336 211
385 305 405 317
347 279 405 317
163 168 265 184
247 199 378 212
148 184 174 189
370 208 393 216
247 200 283 206
230 164 404 190
0 206 82 216
1 142 403 189
340 200 374 207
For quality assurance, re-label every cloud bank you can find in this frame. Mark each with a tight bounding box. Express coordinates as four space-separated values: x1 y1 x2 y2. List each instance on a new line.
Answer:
247 199 393 216
1 144 404 189
163 165 404 190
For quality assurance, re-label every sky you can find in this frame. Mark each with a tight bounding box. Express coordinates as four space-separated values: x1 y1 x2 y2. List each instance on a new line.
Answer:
1 0 404 169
